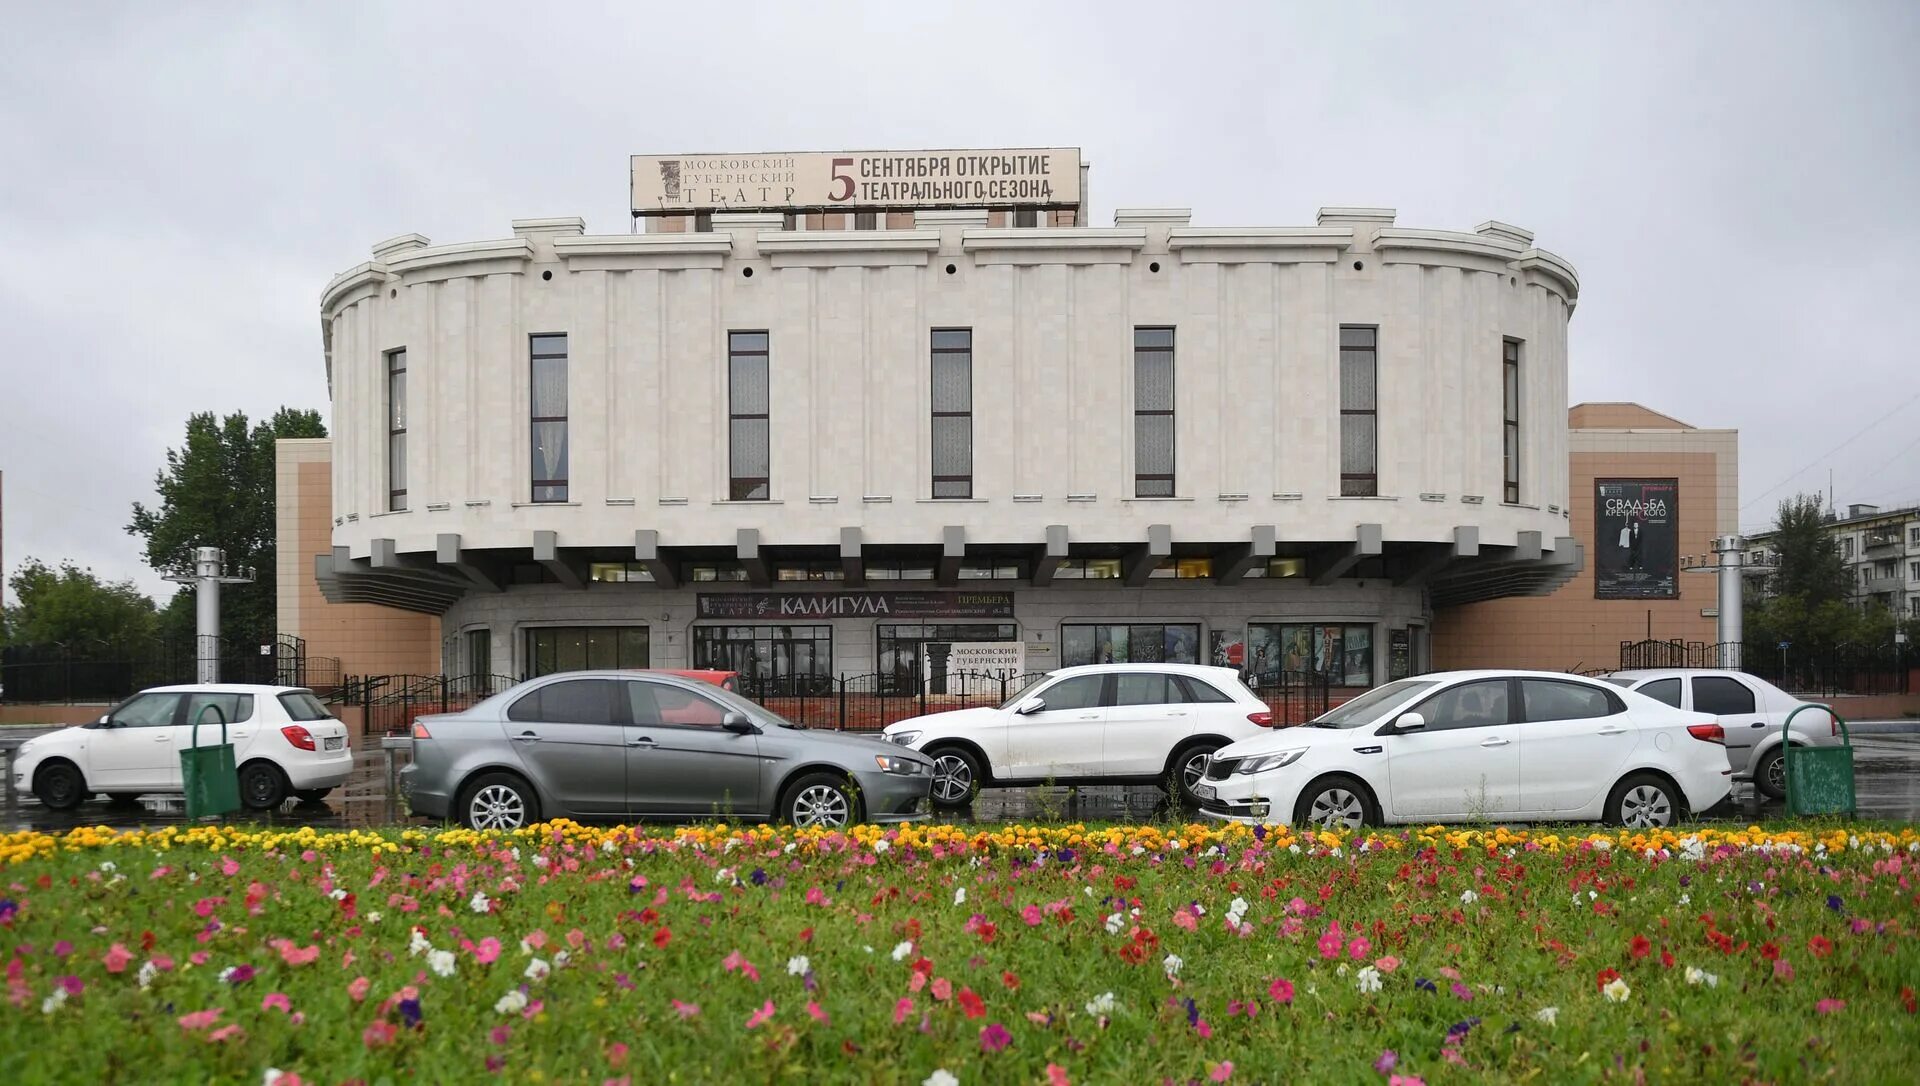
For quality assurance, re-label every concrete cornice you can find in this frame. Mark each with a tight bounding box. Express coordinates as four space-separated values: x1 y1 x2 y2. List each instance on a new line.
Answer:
1371 228 1525 262
961 228 1147 265
754 230 941 254
1167 227 1354 263
551 234 734 257
385 237 535 276
321 261 388 316
1518 247 1580 302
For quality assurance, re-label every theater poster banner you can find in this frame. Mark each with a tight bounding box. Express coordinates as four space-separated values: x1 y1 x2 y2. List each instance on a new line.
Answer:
632 148 1081 213
696 591 1013 619
1595 478 1679 599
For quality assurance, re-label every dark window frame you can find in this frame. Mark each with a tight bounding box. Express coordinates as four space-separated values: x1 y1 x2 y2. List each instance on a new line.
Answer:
931 328 973 498
386 347 407 511
1134 327 1176 497
1339 325 1378 497
728 331 771 501
1503 338 1521 504
524 625 650 678
1059 622 1201 667
1691 675 1757 716
692 624 833 694
530 333 569 503
853 210 877 230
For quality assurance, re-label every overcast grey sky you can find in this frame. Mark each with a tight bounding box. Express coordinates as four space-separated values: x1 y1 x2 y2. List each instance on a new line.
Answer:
3 2 1917 607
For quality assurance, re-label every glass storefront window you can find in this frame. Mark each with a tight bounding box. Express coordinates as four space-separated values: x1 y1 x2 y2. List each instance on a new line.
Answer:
692 625 833 695
1245 623 1373 686
1240 558 1306 579
1054 559 1123 580
1060 624 1200 667
590 562 655 583
876 623 1020 693
1148 558 1214 579
526 626 648 677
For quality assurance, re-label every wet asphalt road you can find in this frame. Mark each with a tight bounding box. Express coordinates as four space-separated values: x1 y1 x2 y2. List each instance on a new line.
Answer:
4 726 1917 833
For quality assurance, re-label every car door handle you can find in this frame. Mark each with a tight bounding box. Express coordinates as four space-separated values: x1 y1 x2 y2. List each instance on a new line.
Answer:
1166 711 1188 717
1480 737 1511 747
628 737 658 748
1076 714 1100 720
512 732 543 743
1598 727 1627 735
1750 722 1767 729
153 735 173 742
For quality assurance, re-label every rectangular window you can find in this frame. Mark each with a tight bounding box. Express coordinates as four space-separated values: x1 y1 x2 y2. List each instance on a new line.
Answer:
1339 326 1378 496
1246 623 1374 686
1503 338 1521 504
776 563 844 581
1843 538 1854 558
1012 208 1038 227
877 623 1021 693
728 331 770 500
1060 624 1200 667
526 626 648 678
853 211 877 230
386 348 407 511
693 213 713 233
1910 561 1919 582
1134 327 1175 497
463 627 492 679
589 562 656 583
866 563 935 581
692 625 832 695
931 329 973 498
530 334 568 502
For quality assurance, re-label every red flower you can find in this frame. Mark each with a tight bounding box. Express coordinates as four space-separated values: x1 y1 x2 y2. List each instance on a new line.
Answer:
1629 935 1651 960
1760 942 1780 961
652 927 672 949
1807 936 1833 959
958 987 986 1019
799 927 814 943
1596 967 1621 992
1660 949 1675 969
1001 971 1020 991
1900 987 1916 1015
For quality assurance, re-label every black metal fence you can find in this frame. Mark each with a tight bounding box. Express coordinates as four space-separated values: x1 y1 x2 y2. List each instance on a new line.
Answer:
0 637 344 704
1618 638 1913 696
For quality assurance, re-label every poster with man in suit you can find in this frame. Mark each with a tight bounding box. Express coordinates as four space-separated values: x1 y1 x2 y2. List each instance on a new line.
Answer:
1595 478 1678 598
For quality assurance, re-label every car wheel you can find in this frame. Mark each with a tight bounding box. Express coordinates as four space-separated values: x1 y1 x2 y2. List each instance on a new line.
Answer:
1292 775 1377 831
1607 772 1680 828
459 772 540 831
33 761 87 810
783 772 860 828
926 747 982 809
1166 742 1222 804
238 762 289 810
294 788 333 804
1754 748 1787 801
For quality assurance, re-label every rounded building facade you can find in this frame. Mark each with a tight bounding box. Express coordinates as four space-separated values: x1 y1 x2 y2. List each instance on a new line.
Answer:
315 205 1580 691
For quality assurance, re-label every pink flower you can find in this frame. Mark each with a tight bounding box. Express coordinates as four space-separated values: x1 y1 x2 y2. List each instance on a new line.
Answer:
262 993 292 1013
744 1000 776 1029
278 943 319 967
980 1023 1013 1052
208 1024 245 1043
1816 999 1846 1014
362 1020 396 1048
1209 1062 1234 1083
722 950 760 982
671 1000 701 1019
473 937 502 965
523 930 548 951
1348 937 1372 960
1173 908 1199 932
103 943 133 974
1047 1065 1071 1086
607 1042 629 1067
1375 956 1400 973
806 1000 830 1025
177 1009 222 1032
1317 926 1344 959
347 976 371 1002
220 857 240 877
1389 1076 1427 1086
931 977 953 1001
1374 1049 1398 1073
894 997 914 1025
1774 959 1796 982
1022 905 1044 926
1268 977 1295 1005
1451 982 1473 1002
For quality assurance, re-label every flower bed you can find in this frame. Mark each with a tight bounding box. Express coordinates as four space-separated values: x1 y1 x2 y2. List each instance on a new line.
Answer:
2 821 1917 1084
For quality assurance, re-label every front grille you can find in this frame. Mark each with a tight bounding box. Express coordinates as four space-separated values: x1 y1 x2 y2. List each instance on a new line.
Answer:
1204 757 1240 781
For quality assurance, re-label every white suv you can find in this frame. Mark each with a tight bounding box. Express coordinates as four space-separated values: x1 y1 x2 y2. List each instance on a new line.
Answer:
881 663 1277 807
14 684 354 811
1602 669 1840 799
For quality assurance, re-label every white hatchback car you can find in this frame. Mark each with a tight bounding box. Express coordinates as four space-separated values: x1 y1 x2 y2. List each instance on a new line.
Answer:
13 685 354 811
1601 669 1840 799
1198 670 1733 830
882 663 1278 807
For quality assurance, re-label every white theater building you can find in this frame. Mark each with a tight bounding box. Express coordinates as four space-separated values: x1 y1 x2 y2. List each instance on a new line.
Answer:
285 148 1582 694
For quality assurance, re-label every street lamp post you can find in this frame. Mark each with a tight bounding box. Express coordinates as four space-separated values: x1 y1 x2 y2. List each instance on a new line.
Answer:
163 547 255 684
1681 535 1778 669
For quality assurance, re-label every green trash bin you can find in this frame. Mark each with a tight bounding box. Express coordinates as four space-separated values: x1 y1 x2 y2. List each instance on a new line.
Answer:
1781 704 1855 818
180 704 241 819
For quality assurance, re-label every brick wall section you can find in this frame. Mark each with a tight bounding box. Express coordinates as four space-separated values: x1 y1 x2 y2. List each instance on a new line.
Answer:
276 439 441 677
1433 408 1737 673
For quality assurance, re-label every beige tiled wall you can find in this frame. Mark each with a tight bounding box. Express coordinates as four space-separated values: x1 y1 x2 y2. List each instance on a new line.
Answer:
276 439 441 677
1433 415 1737 673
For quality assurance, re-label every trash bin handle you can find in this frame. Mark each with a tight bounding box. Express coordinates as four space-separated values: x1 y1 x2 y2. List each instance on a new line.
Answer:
191 704 228 750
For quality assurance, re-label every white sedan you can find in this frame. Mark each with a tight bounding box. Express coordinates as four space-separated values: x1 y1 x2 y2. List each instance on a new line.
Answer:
1602 668 1841 799
13 684 354 811
883 663 1278 807
1197 670 1732 830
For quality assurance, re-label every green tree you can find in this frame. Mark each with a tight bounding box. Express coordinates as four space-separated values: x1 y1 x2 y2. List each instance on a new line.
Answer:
3 558 158 650
126 408 327 650
1765 493 1851 603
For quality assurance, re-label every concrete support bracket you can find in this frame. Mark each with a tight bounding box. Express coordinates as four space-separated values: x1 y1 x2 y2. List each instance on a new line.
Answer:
436 533 502 592
737 528 770 586
533 530 586 590
1032 525 1069 585
937 525 966 586
1124 524 1174 586
634 529 679 588
840 527 865 587
1214 525 1277 584
1310 523 1384 586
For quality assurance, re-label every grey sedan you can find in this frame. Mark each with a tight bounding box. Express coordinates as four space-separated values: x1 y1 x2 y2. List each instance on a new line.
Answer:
400 670 933 830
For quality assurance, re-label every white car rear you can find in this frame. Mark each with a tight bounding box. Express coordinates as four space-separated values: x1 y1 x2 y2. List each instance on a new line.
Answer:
1602 669 1840 799
1197 670 1733 830
882 663 1278 807
12 684 354 811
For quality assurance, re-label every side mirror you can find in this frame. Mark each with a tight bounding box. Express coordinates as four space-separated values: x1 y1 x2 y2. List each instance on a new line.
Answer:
96 714 113 727
721 712 759 735
1392 711 1426 733
1014 697 1046 716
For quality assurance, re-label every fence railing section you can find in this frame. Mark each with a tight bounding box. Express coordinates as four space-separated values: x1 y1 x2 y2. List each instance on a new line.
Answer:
0 637 345 704
1618 639 1913 696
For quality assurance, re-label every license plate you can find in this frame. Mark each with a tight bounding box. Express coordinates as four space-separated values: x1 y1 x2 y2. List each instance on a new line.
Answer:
324 736 344 751
1194 783 1217 801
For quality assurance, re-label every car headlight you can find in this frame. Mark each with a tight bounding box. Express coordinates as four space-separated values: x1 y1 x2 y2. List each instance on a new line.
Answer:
1235 748 1307 775
888 730 922 747
873 754 926 775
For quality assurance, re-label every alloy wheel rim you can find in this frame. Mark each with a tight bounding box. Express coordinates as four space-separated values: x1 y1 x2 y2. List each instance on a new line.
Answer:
1766 754 1786 793
1621 785 1672 827
792 784 851 828
932 755 972 803
1308 788 1362 830
1182 752 1211 791
470 784 526 830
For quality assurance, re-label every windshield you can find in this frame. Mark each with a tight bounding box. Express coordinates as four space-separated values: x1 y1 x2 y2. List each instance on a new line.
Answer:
1309 679 1440 729
277 691 333 721
1601 677 1635 689
998 673 1057 710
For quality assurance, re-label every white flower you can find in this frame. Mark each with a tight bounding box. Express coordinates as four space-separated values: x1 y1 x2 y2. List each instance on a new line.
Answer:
1162 953 1184 979
525 958 551 982
1083 886 1094 897
1191 903 1206 916
218 966 239 983
427 949 457 978
1460 889 1479 905
1535 1006 1559 1026
1336 962 1350 976
99 861 116 873
469 891 491 914
923 1071 960 1086
532 854 550 869
1104 912 1126 935
863 946 873 954
41 987 67 1014
786 955 811 977
1677 894 1690 906
264 1069 294 1086
494 989 529 1015
1288 844 1302 854
1684 966 1718 988
891 941 914 962
1603 977 1631 1002
366 911 383 924
510 848 521 862
600 838 616 853
873 839 891 854
1085 991 1117 1016
1355 966 1383 993
1592 838 1612 851
408 929 432 957
328 888 348 901
1228 897 1247 917
953 887 967 906
1588 890 1598 900
553 950 570 969
136 961 158 990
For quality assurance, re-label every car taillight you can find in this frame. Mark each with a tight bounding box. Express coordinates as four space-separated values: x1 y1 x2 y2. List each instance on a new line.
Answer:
1247 711 1274 728
1686 723 1725 744
281 725 316 751
412 721 433 740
